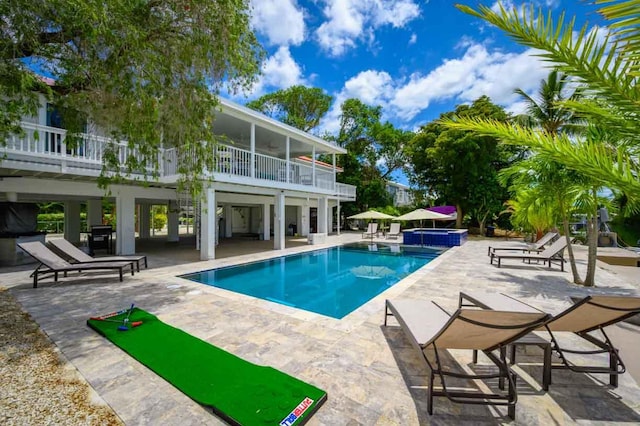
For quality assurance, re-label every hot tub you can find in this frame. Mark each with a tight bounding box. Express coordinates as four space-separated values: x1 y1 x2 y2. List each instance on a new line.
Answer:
402 228 467 247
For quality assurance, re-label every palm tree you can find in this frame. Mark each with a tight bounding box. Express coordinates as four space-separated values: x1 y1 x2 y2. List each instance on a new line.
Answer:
444 1 640 209
508 70 600 285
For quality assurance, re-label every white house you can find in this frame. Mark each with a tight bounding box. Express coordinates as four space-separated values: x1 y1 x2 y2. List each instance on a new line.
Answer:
386 181 413 207
0 94 356 260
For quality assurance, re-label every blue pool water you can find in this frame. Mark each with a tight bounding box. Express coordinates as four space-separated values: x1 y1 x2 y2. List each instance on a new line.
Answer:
180 243 443 319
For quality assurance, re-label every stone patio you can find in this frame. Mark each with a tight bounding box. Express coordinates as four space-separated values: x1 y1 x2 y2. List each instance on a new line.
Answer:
2 234 640 424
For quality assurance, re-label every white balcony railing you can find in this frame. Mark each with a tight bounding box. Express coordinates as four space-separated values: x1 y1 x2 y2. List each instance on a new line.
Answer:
4 122 357 199
4 122 165 175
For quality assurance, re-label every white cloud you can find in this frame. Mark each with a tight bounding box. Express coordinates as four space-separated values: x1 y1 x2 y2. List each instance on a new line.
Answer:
248 47 305 97
319 40 553 131
251 0 305 46
315 0 421 57
389 43 550 121
408 33 417 45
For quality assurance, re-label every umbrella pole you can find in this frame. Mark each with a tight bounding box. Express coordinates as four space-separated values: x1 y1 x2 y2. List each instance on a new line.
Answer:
420 220 424 247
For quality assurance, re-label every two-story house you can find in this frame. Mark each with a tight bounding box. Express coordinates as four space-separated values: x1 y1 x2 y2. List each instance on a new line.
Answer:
0 94 356 260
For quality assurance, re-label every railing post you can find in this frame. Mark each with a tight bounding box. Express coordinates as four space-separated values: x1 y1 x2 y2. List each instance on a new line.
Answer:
250 123 255 179
286 136 290 183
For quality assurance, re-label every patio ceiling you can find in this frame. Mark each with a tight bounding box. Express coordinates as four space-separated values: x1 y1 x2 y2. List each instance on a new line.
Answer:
215 99 345 157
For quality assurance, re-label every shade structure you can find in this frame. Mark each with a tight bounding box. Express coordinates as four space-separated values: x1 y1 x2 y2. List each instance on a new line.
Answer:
395 209 452 246
347 210 396 220
395 209 450 222
348 210 396 243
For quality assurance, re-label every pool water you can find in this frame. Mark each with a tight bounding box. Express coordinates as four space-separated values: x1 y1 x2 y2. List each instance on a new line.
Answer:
180 243 443 319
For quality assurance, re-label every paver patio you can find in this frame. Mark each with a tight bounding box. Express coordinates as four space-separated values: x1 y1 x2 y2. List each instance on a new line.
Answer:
2 235 640 424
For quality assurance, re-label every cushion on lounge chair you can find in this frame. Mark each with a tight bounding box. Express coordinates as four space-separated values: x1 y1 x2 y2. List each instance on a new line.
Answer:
384 298 549 419
17 241 134 288
459 291 640 387
49 238 147 270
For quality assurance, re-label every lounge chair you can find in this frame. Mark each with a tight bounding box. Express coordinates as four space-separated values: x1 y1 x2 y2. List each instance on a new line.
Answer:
384 299 549 419
362 222 378 239
18 241 135 288
386 222 401 239
459 292 640 387
490 238 567 271
487 231 558 256
49 238 147 272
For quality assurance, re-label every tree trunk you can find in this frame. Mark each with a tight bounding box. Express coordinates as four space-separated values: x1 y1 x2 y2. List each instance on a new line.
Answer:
455 205 463 229
562 211 583 285
583 188 599 287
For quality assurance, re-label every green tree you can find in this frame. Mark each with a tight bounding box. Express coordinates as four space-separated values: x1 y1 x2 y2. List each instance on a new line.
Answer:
408 96 519 232
1 0 264 197
506 69 604 285
331 98 407 215
448 1 640 208
246 85 333 132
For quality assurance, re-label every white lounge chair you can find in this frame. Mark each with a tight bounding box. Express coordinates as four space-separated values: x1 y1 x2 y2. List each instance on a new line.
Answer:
386 222 401 239
362 222 378 239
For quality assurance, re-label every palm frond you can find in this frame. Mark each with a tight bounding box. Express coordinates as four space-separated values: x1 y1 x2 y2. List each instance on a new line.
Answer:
455 2 640 118
596 0 640 67
440 116 640 206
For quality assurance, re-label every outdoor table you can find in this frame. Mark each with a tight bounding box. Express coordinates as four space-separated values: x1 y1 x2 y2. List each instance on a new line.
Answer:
459 292 552 391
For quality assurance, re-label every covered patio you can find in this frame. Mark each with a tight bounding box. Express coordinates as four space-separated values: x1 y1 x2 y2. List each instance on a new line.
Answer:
1 235 640 424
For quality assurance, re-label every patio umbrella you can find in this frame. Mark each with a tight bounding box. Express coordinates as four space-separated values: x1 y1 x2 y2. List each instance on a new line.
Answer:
347 210 396 220
395 208 451 246
347 210 396 242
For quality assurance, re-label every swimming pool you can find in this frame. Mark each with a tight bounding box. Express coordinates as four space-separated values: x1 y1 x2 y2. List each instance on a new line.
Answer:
180 243 444 319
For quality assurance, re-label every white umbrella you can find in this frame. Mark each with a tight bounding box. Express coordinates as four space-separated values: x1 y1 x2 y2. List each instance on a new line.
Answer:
347 210 396 220
347 210 396 242
395 208 451 246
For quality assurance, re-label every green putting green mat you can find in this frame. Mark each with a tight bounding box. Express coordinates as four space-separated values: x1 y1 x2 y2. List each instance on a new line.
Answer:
87 307 327 426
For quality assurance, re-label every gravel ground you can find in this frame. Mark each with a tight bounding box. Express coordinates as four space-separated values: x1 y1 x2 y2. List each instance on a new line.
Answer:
0 287 122 426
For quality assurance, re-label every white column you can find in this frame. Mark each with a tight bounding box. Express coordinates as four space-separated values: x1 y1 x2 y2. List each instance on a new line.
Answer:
300 200 309 236
200 188 216 260
6 192 17 202
115 190 136 255
138 204 151 239
64 201 81 243
311 145 316 186
336 200 341 235
250 123 256 179
273 192 285 250
86 199 102 228
224 204 233 238
317 197 328 234
167 200 179 242
263 203 271 241
285 136 290 183
332 153 336 191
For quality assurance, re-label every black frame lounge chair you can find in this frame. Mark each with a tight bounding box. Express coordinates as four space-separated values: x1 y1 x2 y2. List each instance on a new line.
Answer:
49 238 147 272
459 292 640 387
490 238 567 271
384 299 549 419
18 241 135 288
487 231 558 256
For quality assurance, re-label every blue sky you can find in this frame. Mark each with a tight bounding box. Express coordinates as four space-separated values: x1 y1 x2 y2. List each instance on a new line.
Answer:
236 1 603 134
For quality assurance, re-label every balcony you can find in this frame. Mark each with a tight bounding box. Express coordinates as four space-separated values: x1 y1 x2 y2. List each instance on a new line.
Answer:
2 122 357 201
